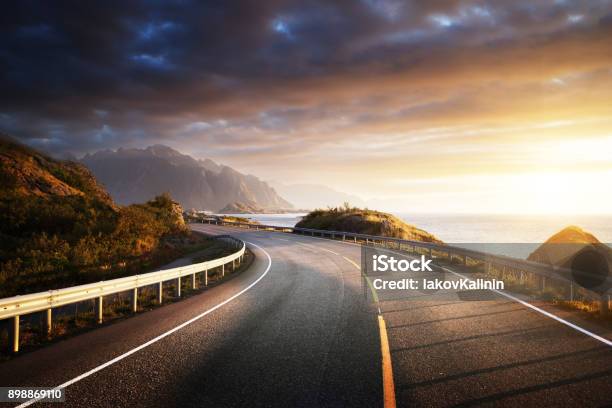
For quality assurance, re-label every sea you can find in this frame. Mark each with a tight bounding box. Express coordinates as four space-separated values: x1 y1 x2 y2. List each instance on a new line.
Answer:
219 213 612 258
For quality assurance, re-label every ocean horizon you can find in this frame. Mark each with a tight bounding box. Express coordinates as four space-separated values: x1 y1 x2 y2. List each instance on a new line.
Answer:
218 212 612 258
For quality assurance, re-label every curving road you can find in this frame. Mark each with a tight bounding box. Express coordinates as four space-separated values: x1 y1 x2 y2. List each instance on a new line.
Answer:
1 224 611 407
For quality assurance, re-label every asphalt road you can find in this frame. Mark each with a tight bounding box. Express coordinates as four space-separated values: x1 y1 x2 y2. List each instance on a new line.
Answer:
1 224 611 407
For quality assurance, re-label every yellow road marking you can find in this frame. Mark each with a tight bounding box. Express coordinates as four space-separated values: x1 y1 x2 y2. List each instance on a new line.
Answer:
364 275 380 304
318 247 340 255
343 256 379 303
342 256 360 270
344 256 395 407
378 315 396 408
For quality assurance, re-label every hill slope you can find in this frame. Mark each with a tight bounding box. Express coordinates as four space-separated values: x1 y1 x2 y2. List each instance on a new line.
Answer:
82 145 292 212
0 135 113 204
296 207 442 243
527 225 610 267
218 201 264 214
0 135 189 296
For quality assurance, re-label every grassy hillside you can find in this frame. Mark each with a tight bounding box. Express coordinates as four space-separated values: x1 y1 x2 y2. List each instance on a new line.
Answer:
0 135 204 297
296 205 441 243
527 225 611 267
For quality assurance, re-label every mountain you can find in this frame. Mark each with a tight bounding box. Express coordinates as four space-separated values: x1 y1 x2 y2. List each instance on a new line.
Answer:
269 181 366 210
296 206 442 243
218 201 264 214
82 145 293 212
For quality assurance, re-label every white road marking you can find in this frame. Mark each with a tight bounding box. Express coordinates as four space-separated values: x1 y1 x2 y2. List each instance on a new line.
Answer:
443 267 612 348
17 241 273 408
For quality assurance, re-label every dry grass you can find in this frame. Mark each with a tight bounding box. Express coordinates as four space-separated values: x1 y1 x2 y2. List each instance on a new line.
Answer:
296 206 441 243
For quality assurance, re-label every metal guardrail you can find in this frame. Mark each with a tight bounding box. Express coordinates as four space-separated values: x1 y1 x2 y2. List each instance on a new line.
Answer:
200 218 612 304
1 235 245 353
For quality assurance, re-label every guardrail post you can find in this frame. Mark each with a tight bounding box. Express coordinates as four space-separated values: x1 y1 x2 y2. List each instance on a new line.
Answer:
192 273 197 290
177 277 181 297
157 282 163 304
132 288 138 312
600 295 610 316
354 236 357 243
222 264 225 278
342 234 345 241
45 308 52 335
205 269 208 286
96 296 103 323
599 294 610 316
233 259 236 270
570 283 574 301
11 315 19 353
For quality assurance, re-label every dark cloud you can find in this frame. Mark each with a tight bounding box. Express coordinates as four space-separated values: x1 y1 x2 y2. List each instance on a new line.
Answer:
1 0 611 160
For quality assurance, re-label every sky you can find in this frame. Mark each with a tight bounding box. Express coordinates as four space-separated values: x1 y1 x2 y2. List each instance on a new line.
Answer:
1 0 612 214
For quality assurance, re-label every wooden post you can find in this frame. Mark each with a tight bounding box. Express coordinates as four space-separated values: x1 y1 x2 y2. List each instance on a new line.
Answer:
12 316 19 353
96 296 103 324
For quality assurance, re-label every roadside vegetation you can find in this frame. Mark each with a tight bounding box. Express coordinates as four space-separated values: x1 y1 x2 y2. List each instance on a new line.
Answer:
0 136 221 297
296 203 442 243
0 136 257 356
0 247 255 359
